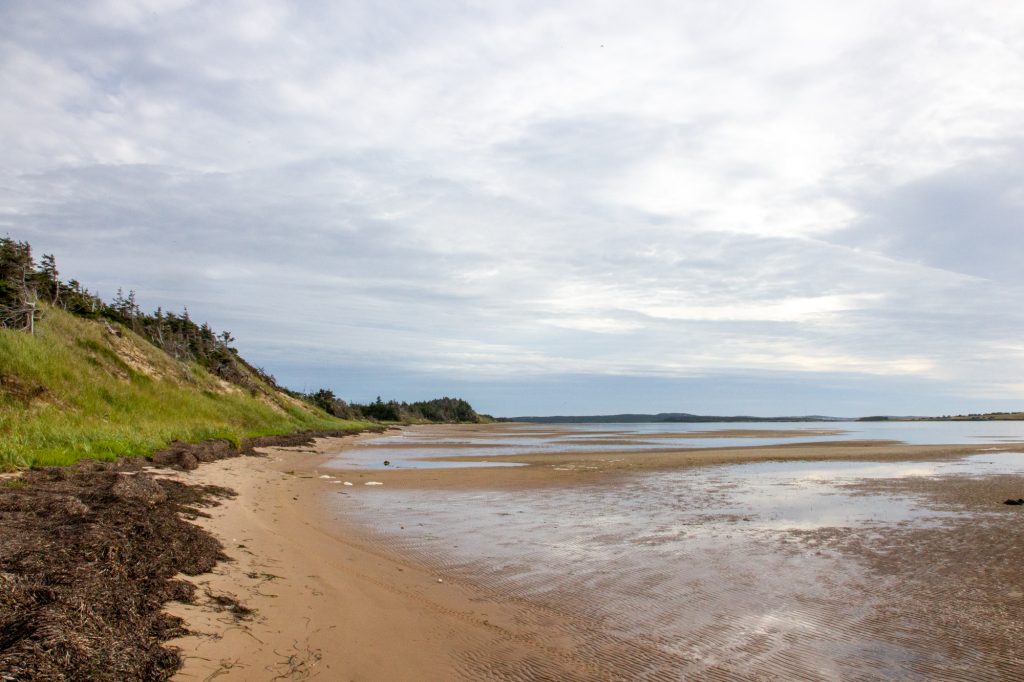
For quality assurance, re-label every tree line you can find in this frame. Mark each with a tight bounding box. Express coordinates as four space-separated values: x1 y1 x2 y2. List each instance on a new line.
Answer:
304 390 481 423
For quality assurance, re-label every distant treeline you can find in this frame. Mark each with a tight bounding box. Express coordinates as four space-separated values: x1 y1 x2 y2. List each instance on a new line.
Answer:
502 412 844 423
861 412 1024 422
303 389 484 423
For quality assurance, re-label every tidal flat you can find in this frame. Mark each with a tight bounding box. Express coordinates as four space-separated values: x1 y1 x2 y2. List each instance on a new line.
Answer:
170 423 1024 680
333 423 1024 679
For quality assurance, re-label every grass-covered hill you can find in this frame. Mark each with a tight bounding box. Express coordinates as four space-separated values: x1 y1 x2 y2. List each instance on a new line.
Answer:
0 237 490 470
0 237 373 469
0 304 368 469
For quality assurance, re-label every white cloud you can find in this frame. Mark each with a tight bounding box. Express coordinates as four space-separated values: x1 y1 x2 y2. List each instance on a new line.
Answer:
2 0 1024 412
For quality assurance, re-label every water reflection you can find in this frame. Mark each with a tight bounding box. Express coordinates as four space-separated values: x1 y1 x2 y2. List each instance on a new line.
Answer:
333 448 1024 679
334 421 1024 469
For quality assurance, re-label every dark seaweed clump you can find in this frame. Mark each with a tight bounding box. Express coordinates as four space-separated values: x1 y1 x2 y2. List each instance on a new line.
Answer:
148 430 370 471
0 458 234 681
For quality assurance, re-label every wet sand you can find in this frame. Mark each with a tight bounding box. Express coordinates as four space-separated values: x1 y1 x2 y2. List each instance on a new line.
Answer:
785 471 1024 679
167 434 609 681
338 431 996 491
168 425 1024 680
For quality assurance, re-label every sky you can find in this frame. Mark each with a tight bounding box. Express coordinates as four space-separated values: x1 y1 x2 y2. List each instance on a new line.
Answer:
2 0 1023 417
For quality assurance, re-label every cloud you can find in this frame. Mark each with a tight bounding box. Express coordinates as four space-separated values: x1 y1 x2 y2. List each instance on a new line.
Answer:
1 0 1023 414
834 149 1024 284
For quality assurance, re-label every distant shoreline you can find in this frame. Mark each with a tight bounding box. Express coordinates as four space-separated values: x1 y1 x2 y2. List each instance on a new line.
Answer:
500 411 1024 423
498 412 846 423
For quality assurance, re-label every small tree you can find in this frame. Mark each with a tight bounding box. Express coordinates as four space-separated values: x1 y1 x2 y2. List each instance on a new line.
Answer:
309 388 338 413
38 253 59 305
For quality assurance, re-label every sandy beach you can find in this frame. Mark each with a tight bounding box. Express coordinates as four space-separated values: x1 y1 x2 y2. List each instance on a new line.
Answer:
166 425 1024 680
167 431 601 681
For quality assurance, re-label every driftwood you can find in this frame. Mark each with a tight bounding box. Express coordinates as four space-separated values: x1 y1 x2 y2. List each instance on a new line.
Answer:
0 302 38 334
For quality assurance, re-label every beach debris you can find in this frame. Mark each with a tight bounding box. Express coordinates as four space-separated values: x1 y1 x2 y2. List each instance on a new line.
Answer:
1004 498 1024 505
318 474 333 479
343 481 353 486
151 438 234 470
204 588 255 621
437 578 444 583
384 460 391 466
49 494 91 516
365 481 384 486
111 472 168 505
166 451 199 470
0 457 231 679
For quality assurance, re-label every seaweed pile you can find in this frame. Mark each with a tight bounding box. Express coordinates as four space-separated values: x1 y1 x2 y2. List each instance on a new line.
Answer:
0 430 371 680
0 459 233 681
149 429 369 470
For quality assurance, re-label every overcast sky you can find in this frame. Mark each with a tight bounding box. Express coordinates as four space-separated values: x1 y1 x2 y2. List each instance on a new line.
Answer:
2 1 1023 416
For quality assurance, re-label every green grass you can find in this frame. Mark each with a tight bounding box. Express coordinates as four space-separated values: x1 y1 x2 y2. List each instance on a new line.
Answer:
0 307 374 469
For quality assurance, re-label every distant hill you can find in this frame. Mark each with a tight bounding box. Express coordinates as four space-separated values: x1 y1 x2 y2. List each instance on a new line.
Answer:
862 412 1024 422
504 411 1024 424
500 413 846 423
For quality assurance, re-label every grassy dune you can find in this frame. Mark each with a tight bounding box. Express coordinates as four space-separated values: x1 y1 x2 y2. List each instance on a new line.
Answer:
0 306 370 469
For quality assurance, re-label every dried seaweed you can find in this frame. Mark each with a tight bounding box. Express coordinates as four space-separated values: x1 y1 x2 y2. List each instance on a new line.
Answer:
0 430 359 680
0 458 232 681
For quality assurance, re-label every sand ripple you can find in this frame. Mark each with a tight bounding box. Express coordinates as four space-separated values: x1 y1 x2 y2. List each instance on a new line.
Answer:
339 451 1024 680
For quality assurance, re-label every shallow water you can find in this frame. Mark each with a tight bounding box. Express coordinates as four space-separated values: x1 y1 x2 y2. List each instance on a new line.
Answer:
330 425 1024 679
335 420 1024 469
